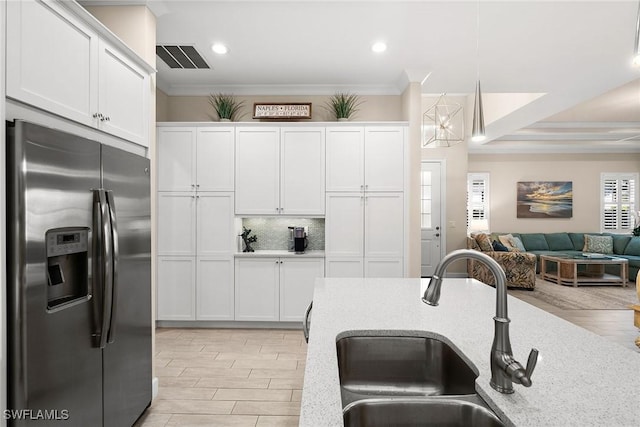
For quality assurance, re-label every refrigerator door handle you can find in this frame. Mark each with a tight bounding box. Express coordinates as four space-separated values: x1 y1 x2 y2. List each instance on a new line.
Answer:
106 190 119 344
97 189 114 350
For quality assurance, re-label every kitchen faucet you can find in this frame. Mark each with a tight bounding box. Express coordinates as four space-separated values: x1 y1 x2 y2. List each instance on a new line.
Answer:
422 249 539 394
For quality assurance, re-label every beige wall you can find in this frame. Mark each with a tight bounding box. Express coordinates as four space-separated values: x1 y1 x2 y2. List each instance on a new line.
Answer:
159 94 402 122
402 83 422 277
157 89 170 122
421 95 470 274
84 5 156 66
469 153 640 233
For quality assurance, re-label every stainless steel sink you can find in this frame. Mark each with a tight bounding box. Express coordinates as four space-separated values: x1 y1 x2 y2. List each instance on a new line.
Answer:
336 335 478 406
343 397 505 427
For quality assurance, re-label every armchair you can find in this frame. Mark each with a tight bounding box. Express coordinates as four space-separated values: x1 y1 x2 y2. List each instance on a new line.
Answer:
466 237 537 290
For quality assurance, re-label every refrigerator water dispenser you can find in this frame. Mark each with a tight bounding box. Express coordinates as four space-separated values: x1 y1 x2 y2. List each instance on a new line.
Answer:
46 227 89 309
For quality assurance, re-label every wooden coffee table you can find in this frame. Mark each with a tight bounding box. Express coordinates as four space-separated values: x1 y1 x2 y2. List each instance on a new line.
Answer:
540 254 629 287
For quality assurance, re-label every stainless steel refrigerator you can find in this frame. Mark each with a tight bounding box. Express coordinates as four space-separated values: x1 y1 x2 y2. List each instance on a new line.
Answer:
6 120 152 426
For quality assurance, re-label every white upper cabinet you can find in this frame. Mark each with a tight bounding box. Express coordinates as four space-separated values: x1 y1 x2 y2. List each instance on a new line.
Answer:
157 128 195 192
235 127 325 216
6 0 151 146
326 127 365 192
197 128 235 191
157 126 235 192
326 126 404 192
235 127 281 215
97 40 149 145
364 127 404 192
7 0 98 127
280 128 325 215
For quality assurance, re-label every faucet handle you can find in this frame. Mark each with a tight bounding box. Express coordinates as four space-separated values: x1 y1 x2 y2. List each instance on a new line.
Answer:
524 348 539 382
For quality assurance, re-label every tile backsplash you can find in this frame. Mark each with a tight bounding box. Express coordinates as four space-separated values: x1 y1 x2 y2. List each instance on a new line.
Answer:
241 218 325 251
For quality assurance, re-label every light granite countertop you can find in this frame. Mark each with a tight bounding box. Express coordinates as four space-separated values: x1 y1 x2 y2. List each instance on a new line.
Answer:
234 250 325 258
300 278 640 426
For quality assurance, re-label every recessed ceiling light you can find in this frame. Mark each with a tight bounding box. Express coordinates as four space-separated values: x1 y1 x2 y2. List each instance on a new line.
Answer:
211 43 228 55
371 42 387 53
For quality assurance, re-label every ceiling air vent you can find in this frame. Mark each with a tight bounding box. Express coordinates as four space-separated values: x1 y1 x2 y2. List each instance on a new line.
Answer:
156 45 210 69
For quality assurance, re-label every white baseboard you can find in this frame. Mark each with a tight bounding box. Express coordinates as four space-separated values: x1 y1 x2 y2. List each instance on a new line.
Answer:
152 377 159 400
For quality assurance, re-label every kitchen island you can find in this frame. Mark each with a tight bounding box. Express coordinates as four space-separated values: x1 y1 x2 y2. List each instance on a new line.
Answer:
300 278 640 426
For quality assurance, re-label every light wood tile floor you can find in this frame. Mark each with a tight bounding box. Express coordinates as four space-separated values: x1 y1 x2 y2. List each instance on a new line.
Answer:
135 288 639 426
135 328 306 427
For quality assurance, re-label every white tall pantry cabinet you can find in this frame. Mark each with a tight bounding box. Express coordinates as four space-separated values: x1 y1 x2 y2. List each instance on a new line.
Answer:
156 122 407 325
325 126 406 278
156 127 235 320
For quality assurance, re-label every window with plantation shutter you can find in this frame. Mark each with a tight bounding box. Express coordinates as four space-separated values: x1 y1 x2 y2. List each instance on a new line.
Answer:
601 173 638 233
467 173 490 233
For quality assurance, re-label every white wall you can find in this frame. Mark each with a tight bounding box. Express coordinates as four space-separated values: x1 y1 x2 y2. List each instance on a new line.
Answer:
469 153 640 233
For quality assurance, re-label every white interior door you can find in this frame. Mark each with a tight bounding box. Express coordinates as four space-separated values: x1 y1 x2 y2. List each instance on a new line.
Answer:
421 162 443 277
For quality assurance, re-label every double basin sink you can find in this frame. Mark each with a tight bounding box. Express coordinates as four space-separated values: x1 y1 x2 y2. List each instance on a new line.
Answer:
336 334 505 427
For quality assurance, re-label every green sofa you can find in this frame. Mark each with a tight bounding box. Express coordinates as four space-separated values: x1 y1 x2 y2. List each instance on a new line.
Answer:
491 232 640 280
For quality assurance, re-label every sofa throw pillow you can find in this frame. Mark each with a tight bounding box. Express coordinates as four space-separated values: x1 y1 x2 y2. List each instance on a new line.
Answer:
492 240 509 252
475 233 493 252
511 236 526 252
498 234 516 250
583 234 613 254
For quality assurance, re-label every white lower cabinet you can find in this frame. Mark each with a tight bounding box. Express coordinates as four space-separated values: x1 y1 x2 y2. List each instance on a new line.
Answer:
157 257 234 321
235 257 324 322
325 257 402 278
157 257 196 320
235 258 280 321
280 258 324 321
325 257 363 278
365 259 404 278
196 257 235 321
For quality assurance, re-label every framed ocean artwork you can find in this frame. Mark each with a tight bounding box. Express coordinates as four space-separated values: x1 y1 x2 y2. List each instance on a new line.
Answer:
517 181 573 218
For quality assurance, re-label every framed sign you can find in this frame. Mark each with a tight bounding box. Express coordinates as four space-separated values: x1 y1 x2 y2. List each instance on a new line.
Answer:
253 103 312 119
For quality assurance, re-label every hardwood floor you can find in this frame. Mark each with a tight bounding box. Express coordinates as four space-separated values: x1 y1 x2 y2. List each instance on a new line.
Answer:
511 288 639 352
136 284 639 427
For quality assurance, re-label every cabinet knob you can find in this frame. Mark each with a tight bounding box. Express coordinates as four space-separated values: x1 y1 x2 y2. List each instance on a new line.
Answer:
93 112 103 119
196 184 200 188
104 116 110 122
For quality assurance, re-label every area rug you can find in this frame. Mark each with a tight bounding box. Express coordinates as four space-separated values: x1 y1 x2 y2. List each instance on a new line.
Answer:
510 277 637 310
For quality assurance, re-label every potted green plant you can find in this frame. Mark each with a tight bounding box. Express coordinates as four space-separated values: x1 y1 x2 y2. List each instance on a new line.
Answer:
209 93 245 122
326 92 362 121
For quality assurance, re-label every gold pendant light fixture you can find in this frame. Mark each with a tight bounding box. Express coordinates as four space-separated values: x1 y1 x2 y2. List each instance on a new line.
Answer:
471 0 486 142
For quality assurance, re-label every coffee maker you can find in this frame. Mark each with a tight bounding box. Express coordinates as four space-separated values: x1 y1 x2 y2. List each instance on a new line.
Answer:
293 226 308 254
